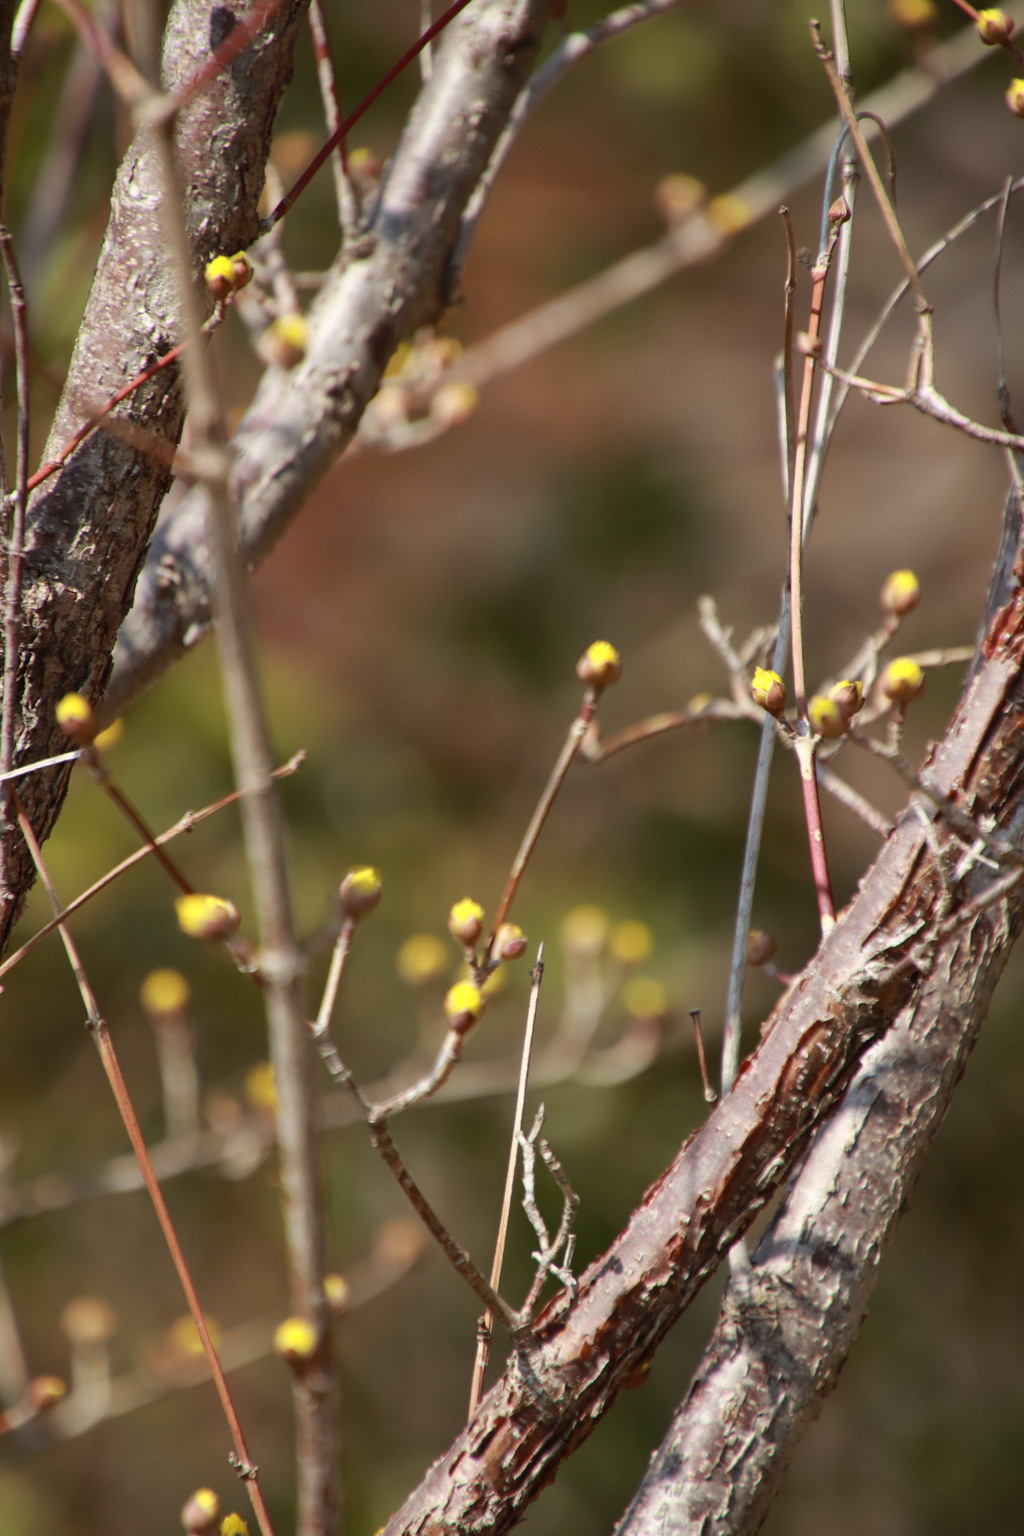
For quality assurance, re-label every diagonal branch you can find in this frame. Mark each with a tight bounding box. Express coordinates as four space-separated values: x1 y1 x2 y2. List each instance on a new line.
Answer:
372 551 1024 1535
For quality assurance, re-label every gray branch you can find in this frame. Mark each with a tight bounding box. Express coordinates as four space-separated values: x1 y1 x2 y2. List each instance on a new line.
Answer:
107 0 551 718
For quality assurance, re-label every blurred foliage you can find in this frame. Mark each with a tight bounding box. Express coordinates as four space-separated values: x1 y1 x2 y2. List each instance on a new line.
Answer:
2 1 1024 1533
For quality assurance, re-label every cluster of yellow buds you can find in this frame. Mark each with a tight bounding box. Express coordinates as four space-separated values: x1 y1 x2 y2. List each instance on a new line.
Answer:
808 678 864 740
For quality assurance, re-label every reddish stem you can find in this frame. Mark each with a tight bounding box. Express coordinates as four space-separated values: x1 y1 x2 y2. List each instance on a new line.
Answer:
269 0 475 226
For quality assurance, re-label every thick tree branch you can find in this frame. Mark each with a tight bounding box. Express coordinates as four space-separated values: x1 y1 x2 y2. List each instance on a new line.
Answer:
0 0 307 952
106 0 551 718
371 547 1024 1535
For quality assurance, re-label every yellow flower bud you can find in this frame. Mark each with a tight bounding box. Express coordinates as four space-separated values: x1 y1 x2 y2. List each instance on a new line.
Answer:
444 980 484 1033
622 976 667 1018
27 1375 66 1413
576 640 622 691
889 0 936 27
273 1315 318 1363
827 678 864 721
1007 77 1024 116
261 313 308 369
175 893 241 943
561 904 610 956
745 929 777 967
324 1272 350 1314
181 1487 220 1534
244 1061 277 1112
707 193 751 234
880 569 920 616
220 1517 249 1536
610 920 653 965
978 8 1014 44
339 866 382 920
229 251 253 290
654 173 706 228
204 254 235 300
448 898 484 948
55 691 95 744
808 694 848 739
493 923 527 961
880 657 925 705
168 1314 220 1356
93 718 123 754
140 968 190 1015
751 668 786 716
396 933 448 986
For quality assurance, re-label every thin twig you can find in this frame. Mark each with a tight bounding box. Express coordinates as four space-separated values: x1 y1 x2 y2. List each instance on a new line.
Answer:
12 792 275 1536
468 946 545 1419
0 226 30 904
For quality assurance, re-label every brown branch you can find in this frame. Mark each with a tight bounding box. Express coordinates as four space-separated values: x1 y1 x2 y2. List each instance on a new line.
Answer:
372 559 1024 1535
0 0 308 955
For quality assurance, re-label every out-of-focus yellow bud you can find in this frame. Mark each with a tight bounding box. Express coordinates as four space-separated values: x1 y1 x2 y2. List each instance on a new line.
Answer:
324 1273 350 1315
168 1315 220 1357
274 1316 318 1363
448 898 484 948
1007 77 1024 116
175 894 241 943
55 692 95 744
576 640 622 691
244 1061 277 1112
561 904 610 955
880 657 925 705
374 1217 426 1271
432 382 478 428
751 668 786 716
141 968 190 1015
93 718 123 753
444 980 484 1033
622 977 667 1018
707 193 750 234
27 1375 66 1412
220 1516 249 1536
181 1487 220 1534
745 929 777 967
610 920 653 965
808 695 848 739
339 866 382 920
229 251 253 290
396 933 448 986
880 569 920 616
889 0 936 27
654 173 706 227
261 313 308 368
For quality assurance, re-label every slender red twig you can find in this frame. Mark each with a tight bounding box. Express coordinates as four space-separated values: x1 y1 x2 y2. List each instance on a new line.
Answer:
12 792 275 1536
268 0 475 227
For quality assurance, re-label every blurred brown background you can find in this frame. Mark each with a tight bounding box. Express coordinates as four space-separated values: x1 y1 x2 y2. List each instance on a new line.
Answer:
2 2 1024 1532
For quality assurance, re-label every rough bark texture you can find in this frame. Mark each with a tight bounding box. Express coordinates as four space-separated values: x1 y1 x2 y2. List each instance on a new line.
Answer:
107 0 552 718
371 539 1024 1536
0 0 307 952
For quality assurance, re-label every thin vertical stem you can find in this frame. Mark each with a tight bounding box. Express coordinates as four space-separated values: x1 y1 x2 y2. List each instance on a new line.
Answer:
468 948 545 1417
12 793 275 1536
0 226 30 904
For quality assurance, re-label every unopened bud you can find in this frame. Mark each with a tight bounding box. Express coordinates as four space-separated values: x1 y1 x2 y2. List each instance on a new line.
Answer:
745 929 777 967
55 692 95 744
444 980 484 1034
204 254 235 300
229 251 253 290
1007 77 1024 116
175 893 241 943
880 568 920 616
808 694 848 739
339 866 382 920
979 8 1015 45
181 1488 220 1534
274 1316 318 1364
751 667 786 716
827 678 864 721
261 313 308 369
576 640 622 691
880 657 925 705
448 898 484 949
493 923 527 962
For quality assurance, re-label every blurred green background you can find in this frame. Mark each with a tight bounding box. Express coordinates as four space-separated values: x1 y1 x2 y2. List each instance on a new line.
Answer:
3 1 1024 1532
